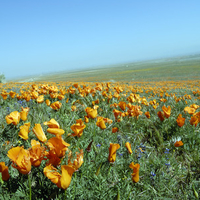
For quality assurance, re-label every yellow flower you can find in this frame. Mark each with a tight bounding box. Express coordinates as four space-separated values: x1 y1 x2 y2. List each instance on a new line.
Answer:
32 124 47 143
71 119 86 137
20 107 29 121
71 105 76 111
45 99 51 106
190 113 199 127
47 135 70 158
43 164 75 190
68 149 84 170
47 128 65 136
129 162 140 183
0 162 10 181
162 105 171 118
174 141 183 147
108 143 120 163
50 101 62 110
36 95 44 103
184 107 196 115
18 122 31 140
1 91 8 100
157 111 165 122
57 94 65 100
125 142 132 154
176 114 185 127
84 116 89 123
145 111 150 119
43 119 60 128
118 101 126 111
96 117 106 130
46 150 61 167
7 146 31 174
9 91 16 98
85 106 98 119
112 127 118 133
5 111 20 125
29 140 46 167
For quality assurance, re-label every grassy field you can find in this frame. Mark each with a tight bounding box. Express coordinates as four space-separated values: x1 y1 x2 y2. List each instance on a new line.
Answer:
1 54 200 199
10 54 200 83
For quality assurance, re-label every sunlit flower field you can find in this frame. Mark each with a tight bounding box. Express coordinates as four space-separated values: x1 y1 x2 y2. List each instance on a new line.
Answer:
0 80 199 199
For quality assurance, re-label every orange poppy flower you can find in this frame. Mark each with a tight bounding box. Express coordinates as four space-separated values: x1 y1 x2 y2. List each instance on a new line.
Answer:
71 119 86 137
18 122 31 140
46 150 61 167
50 93 58 99
29 140 46 167
7 146 31 174
190 115 199 127
45 99 51 106
1 91 8 100
50 101 62 110
44 119 60 128
32 124 47 143
104 117 113 124
6 111 21 125
43 164 75 190
68 149 84 171
157 111 165 122
174 141 183 147
47 135 70 158
125 142 132 154
96 117 106 130
118 101 126 111
85 106 98 119
112 127 118 133
92 99 99 106
129 162 140 183
108 143 120 163
84 116 89 123
57 94 65 100
127 105 143 118
176 114 185 127
9 91 16 98
36 95 44 103
113 109 123 120
162 105 171 118
145 111 150 119
71 105 76 111
47 128 65 136
25 94 31 102
194 112 200 120
190 104 199 110
20 107 29 121
0 162 10 181
31 91 39 99
184 107 196 115
73 83 79 88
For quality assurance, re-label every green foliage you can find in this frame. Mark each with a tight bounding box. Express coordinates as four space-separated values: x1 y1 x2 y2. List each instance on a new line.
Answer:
0 81 200 199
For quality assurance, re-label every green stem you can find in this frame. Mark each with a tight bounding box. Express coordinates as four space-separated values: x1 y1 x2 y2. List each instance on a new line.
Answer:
73 172 77 200
108 164 112 175
28 173 32 200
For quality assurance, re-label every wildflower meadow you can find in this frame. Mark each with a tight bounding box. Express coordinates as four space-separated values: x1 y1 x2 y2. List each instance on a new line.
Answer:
0 79 200 199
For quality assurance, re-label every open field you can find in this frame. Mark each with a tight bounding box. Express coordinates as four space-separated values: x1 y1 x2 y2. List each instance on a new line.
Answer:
10 54 200 83
1 54 200 199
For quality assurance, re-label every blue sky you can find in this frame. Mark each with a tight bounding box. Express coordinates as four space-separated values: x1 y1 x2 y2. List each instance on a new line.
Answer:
1 0 200 79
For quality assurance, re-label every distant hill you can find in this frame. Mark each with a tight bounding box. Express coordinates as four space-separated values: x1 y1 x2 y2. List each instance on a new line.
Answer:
10 54 200 82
